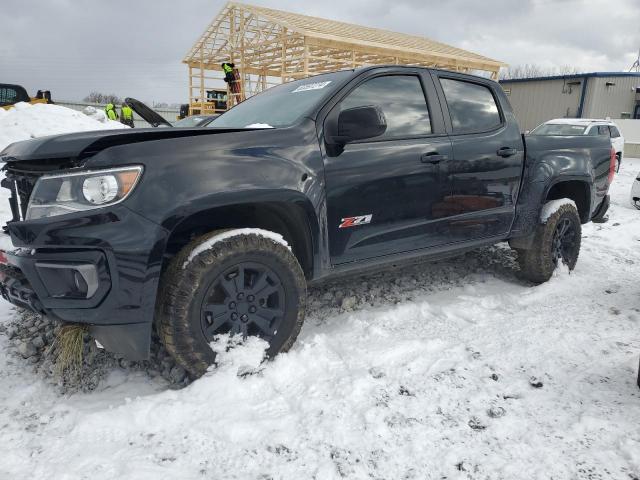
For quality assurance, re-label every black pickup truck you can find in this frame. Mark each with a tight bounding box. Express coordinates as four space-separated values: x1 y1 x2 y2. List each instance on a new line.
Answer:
0 66 615 377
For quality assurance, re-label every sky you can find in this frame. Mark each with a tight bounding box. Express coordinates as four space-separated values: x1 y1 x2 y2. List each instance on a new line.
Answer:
2 0 639 104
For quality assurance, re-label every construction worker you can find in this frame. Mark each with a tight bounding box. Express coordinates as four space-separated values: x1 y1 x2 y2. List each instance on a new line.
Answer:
120 102 134 128
104 103 118 121
221 62 235 84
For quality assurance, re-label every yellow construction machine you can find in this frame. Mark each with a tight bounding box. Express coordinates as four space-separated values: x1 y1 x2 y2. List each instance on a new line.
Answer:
0 84 53 110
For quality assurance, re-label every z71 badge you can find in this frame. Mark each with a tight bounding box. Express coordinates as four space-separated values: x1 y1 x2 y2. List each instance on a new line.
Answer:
339 214 373 229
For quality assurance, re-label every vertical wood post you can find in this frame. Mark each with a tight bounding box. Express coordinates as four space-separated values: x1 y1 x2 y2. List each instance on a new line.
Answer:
239 9 246 101
229 6 236 106
280 27 287 83
199 53 205 113
303 40 309 76
188 64 193 113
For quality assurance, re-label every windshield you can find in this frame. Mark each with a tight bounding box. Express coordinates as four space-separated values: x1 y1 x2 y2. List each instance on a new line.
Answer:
209 71 353 129
531 123 587 135
174 116 215 127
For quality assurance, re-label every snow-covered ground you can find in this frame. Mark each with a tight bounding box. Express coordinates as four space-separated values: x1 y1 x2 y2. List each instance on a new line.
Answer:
0 111 639 478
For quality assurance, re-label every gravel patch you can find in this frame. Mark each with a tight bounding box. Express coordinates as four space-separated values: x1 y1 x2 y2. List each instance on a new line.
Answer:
0 310 187 393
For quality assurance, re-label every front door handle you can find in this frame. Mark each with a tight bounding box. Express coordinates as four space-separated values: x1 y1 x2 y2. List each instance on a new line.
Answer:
421 152 447 163
497 147 517 157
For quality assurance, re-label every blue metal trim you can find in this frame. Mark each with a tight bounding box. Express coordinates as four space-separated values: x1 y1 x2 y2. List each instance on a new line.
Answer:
500 71 640 84
577 76 588 118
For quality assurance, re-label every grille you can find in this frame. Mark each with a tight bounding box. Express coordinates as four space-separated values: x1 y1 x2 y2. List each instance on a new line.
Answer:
1 172 38 226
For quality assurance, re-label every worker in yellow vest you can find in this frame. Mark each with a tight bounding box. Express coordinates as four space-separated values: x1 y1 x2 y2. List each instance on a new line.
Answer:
120 102 134 128
221 62 241 96
221 62 235 83
104 103 118 121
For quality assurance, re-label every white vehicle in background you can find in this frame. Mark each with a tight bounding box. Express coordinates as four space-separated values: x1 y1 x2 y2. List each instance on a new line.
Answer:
631 172 640 210
530 118 625 172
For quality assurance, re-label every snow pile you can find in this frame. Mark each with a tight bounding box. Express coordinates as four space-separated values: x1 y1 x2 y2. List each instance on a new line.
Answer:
245 123 274 128
0 102 126 152
81 105 110 123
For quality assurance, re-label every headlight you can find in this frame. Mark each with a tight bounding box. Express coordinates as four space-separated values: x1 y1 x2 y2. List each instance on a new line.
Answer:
26 166 143 220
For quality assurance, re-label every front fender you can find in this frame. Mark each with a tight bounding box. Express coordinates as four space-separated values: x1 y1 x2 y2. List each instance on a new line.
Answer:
81 121 328 273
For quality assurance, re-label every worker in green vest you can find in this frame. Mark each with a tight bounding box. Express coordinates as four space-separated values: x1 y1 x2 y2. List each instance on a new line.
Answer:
221 62 241 95
221 62 235 83
120 102 134 128
104 103 118 121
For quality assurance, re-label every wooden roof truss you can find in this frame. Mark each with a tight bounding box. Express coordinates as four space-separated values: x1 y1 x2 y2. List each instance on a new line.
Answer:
183 2 505 113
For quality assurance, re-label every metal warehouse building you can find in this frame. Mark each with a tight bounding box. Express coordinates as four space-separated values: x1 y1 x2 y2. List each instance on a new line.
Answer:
500 72 640 131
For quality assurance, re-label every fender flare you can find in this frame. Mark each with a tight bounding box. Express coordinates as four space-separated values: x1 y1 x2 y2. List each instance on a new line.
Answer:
510 174 592 248
156 188 322 277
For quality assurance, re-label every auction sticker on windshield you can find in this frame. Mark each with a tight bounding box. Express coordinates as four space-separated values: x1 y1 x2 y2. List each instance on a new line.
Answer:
292 81 332 93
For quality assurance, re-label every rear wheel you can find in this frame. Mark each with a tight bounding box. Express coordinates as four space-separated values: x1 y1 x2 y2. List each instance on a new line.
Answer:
156 229 306 378
516 203 582 284
616 153 622 173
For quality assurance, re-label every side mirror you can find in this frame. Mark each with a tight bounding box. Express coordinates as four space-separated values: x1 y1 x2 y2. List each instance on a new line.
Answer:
330 105 387 145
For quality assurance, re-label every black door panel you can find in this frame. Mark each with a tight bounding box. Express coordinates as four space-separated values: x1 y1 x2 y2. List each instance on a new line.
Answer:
322 72 458 265
433 73 524 242
325 137 454 263
445 130 524 240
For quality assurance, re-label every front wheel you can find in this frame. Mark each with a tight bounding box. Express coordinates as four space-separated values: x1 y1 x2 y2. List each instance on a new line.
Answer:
516 202 582 284
156 229 307 378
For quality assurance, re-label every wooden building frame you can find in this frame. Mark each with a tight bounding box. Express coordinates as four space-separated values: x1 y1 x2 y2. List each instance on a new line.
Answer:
183 2 506 114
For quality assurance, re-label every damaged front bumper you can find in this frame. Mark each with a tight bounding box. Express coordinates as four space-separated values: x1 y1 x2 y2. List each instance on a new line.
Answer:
0 205 168 360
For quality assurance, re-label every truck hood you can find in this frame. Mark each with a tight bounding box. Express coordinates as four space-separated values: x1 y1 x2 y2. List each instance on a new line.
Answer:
0 127 253 163
125 97 173 128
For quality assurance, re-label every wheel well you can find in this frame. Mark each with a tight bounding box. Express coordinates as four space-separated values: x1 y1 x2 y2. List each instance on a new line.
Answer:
545 181 590 223
162 202 314 278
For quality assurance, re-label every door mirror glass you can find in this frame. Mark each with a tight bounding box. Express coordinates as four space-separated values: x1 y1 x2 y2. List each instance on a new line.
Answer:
335 105 387 144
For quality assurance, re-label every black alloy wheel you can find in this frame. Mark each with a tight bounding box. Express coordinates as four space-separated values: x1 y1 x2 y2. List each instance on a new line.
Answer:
550 217 578 267
201 262 285 342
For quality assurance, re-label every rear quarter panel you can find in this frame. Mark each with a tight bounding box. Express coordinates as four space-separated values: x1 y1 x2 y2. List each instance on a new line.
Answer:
510 134 611 237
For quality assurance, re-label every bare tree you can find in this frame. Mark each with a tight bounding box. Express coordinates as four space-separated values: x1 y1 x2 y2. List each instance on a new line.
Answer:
499 64 582 80
83 92 123 105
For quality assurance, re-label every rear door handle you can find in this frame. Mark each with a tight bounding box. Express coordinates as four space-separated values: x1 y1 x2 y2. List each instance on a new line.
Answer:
497 147 517 157
421 152 447 163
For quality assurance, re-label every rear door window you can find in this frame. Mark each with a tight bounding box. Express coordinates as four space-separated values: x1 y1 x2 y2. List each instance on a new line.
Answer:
597 125 611 137
609 126 621 138
440 78 502 133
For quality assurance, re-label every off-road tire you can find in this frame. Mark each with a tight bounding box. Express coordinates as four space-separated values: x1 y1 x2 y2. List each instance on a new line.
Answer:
156 229 306 378
516 203 582 284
